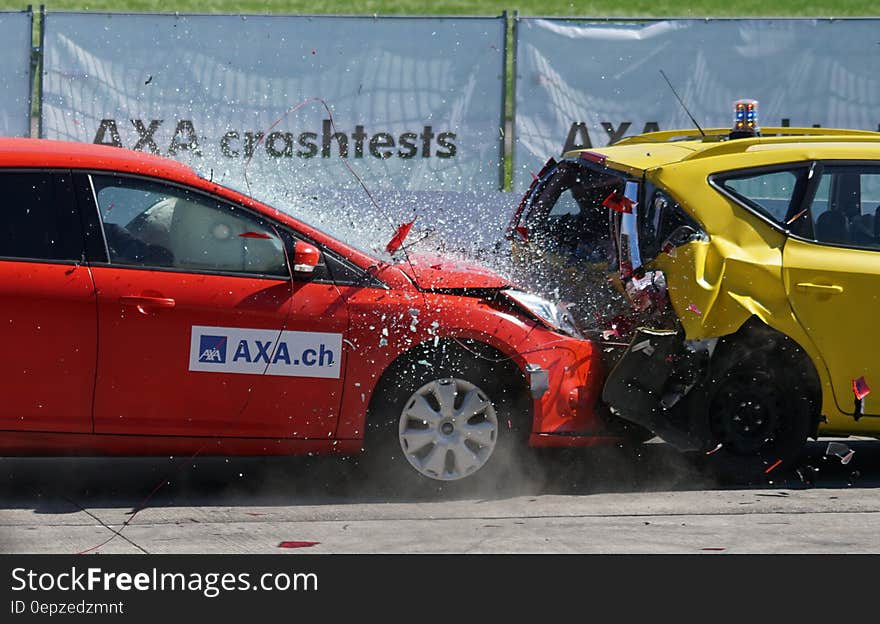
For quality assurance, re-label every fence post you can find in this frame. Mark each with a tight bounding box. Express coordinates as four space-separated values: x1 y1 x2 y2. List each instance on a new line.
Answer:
509 10 519 191
27 4 46 138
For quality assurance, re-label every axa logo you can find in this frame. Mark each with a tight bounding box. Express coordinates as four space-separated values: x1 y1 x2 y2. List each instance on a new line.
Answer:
229 340 334 367
189 326 342 379
198 335 227 364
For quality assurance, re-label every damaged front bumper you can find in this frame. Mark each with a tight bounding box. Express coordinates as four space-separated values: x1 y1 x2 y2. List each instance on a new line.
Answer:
601 326 717 452
525 363 550 399
518 328 614 448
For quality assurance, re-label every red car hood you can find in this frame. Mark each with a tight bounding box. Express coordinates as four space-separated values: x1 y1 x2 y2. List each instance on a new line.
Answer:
397 255 510 290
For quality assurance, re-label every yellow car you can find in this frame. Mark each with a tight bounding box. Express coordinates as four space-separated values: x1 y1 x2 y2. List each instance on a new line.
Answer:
508 106 880 480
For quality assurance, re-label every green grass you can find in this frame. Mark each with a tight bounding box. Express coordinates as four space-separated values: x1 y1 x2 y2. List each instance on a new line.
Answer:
1 1 878 16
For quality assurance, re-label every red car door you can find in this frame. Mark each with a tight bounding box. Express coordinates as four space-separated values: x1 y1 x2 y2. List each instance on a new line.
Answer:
79 173 346 439
0 170 96 433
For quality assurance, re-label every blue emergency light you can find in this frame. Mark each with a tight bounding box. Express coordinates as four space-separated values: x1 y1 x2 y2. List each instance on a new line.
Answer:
730 99 760 139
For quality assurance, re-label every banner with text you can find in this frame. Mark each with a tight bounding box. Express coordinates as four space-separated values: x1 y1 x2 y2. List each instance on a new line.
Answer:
514 18 880 191
0 10 33 138
41 13 506 193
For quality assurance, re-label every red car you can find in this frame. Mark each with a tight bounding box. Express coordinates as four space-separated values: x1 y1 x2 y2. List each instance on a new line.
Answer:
0 138 616 484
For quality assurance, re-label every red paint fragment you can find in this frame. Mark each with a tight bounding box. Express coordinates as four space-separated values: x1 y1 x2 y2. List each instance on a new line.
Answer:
853 376 870 400
514 225 529 242
278 541 320 549
687 303 702 315
601 327 620 340
579 151 607 165
239 231 273 239
602 191 635 214
764 458 783 474
701 547 726 551
661 240 677 257
430 264 443 270
385 220 415 253
706 443 723 456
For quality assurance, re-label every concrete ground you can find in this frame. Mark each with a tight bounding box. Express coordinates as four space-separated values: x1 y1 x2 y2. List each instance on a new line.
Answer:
1 438 878 554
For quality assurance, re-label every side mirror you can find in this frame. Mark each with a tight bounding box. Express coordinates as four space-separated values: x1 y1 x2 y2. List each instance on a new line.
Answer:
293 241 321 274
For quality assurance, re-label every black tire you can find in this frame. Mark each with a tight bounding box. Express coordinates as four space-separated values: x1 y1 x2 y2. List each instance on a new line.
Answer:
362 342 530 491
691 327 819 483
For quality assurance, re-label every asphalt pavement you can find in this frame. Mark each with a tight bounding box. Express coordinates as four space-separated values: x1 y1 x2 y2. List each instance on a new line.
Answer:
1 438 878 554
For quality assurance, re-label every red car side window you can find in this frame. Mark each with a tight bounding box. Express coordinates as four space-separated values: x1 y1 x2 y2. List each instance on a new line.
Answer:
91 175 288 277
0 171 82 262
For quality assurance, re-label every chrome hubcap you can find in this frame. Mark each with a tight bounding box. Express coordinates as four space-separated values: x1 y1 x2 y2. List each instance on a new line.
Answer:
398 378 498 481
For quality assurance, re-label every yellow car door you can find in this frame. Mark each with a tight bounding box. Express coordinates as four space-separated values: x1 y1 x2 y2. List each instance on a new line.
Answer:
782 163 880 420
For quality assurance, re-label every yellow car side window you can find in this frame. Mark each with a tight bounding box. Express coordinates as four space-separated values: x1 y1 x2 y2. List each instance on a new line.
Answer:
810 166 880 250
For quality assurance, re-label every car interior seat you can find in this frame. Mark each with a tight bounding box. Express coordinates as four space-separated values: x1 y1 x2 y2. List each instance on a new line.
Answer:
829 172 864 243
127 197 175 251
851 213 876 245
168 196 284 274
814 210 850 245
169 197 246 271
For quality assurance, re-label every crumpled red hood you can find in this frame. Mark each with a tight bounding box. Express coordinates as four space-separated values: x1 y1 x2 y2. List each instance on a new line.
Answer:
397 254 511 290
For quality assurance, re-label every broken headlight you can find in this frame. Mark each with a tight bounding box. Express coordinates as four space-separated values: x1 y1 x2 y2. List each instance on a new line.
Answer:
503 289 583 339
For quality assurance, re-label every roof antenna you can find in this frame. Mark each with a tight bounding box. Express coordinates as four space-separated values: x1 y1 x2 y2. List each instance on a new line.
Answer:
659 69 705 138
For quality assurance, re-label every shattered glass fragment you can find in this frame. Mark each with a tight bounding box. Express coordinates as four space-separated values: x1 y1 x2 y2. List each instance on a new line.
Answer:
847 470 860 486
624 270 668 313
631 339 655 357
825 441 855 465
795 464 819 485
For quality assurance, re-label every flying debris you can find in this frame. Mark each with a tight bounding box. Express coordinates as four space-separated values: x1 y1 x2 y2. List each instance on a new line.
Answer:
602 190 635 214
278 541 320 549
825 441 855 465
386 220 415 253
764 458 783 474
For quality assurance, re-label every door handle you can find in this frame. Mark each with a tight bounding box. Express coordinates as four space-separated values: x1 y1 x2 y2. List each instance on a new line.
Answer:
795 282 844 294
120 295 176 314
